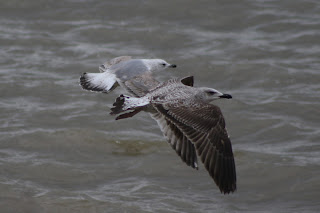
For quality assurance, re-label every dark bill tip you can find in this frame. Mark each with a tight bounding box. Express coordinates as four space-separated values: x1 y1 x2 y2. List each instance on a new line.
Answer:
169 64 177 68
219 94 232 99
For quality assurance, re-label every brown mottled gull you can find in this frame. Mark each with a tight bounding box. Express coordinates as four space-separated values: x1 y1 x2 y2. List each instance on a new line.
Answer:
110 76 236 194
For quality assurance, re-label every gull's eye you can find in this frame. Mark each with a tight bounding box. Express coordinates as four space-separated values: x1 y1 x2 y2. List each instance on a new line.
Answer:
161 63 166 67
207 91 216 95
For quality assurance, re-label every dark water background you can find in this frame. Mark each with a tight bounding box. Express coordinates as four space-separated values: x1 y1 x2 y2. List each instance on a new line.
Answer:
0 0 319 212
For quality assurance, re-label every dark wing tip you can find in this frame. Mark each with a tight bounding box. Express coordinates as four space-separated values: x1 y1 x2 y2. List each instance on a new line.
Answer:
191 120 236 193
206 149 237 194
219 155 237 194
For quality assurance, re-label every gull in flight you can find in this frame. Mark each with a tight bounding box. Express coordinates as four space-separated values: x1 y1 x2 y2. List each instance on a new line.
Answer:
80 56 176 96
110 76 236 194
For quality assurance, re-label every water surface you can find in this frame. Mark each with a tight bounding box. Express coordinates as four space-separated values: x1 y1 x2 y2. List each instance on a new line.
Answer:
0 0 320 212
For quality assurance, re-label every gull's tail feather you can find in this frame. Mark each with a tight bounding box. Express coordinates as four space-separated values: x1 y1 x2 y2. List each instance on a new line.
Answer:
110 95 149 119
80 72 117 93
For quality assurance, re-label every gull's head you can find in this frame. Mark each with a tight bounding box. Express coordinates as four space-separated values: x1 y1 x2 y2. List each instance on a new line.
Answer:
197 87 232 102
145 59 177 72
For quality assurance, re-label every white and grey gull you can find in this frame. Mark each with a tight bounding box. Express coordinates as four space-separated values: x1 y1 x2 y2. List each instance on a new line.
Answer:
110 76 236 194
80 56 176 96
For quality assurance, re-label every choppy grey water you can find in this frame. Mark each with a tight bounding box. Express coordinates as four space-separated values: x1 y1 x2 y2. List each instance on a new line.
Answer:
1 0 320 212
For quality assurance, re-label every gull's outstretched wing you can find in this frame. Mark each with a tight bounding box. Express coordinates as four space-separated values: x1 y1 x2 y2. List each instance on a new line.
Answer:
154 102 236 194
